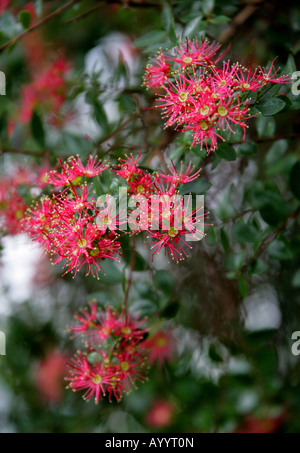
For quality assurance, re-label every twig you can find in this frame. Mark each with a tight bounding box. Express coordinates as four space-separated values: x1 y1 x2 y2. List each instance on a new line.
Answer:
0 0 80 53
0 147 47 157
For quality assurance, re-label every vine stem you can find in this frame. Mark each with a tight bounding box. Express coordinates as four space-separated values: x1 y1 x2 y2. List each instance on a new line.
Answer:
123 235 136 315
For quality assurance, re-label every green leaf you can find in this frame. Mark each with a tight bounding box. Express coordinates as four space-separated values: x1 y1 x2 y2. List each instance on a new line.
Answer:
93 102 109 135
256 98 286 116
287 54 297 74
184 17 206 39
236 142 257 157
161 301 179 318
248 258 268 276
30 111 45 147
211 154 222 170
266 154 297 177
215 185 236 220
134 252 148 272
215 143 236 161
202 0 215 16
268 239 294 261
225 251 246 271
292 269 300 288
130 299 157 317
154 270 174 296
220 228 230 253
248 183 284 210
161 4 176 41
208 345 223 362
99 260 123 284
19 10 32 29
264 139 287 164
259 203 288 226
179 178 211 195
133 30 168 48
206 226 216 246
209 15 230 24
232 221 258 243
255 115 275 138
290 161 300 201
276 94 293 110
238 275 248 298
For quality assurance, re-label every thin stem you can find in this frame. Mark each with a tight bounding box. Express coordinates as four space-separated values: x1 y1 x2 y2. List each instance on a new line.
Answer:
0 148 48 157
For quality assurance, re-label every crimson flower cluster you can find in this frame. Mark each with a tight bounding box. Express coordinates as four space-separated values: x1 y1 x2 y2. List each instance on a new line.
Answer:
66 302 173 402
22 155 122 279
22 154 205 275
144 38 290 153
113 152 207 263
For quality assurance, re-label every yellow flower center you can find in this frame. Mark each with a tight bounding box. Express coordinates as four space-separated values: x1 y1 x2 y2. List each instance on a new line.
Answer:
200 121 208 131
168 227 178 238
90 247 99 256
183 56 193 64
121 326 132 335
179 91 188 102
156 336 167 347
121 361 130 372
103 216 112 224
74 202 84 210
15 210 24 219
137 185 145 193
77 238 87 248
218 106 228 117
92 374 102 385
70 176 82 186
243 83 250 89
200 105 209 115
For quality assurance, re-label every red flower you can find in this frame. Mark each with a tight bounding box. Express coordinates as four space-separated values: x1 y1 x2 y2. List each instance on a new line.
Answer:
0 0 9 14
20 56 71 125
143 330 175 365
146 400 175 428
66 353 115 403
35 351 67 403
67 306 149 402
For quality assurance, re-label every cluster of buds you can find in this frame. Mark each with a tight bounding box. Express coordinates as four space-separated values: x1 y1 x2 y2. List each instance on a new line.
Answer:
144 37 290 152
66 302 174 402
